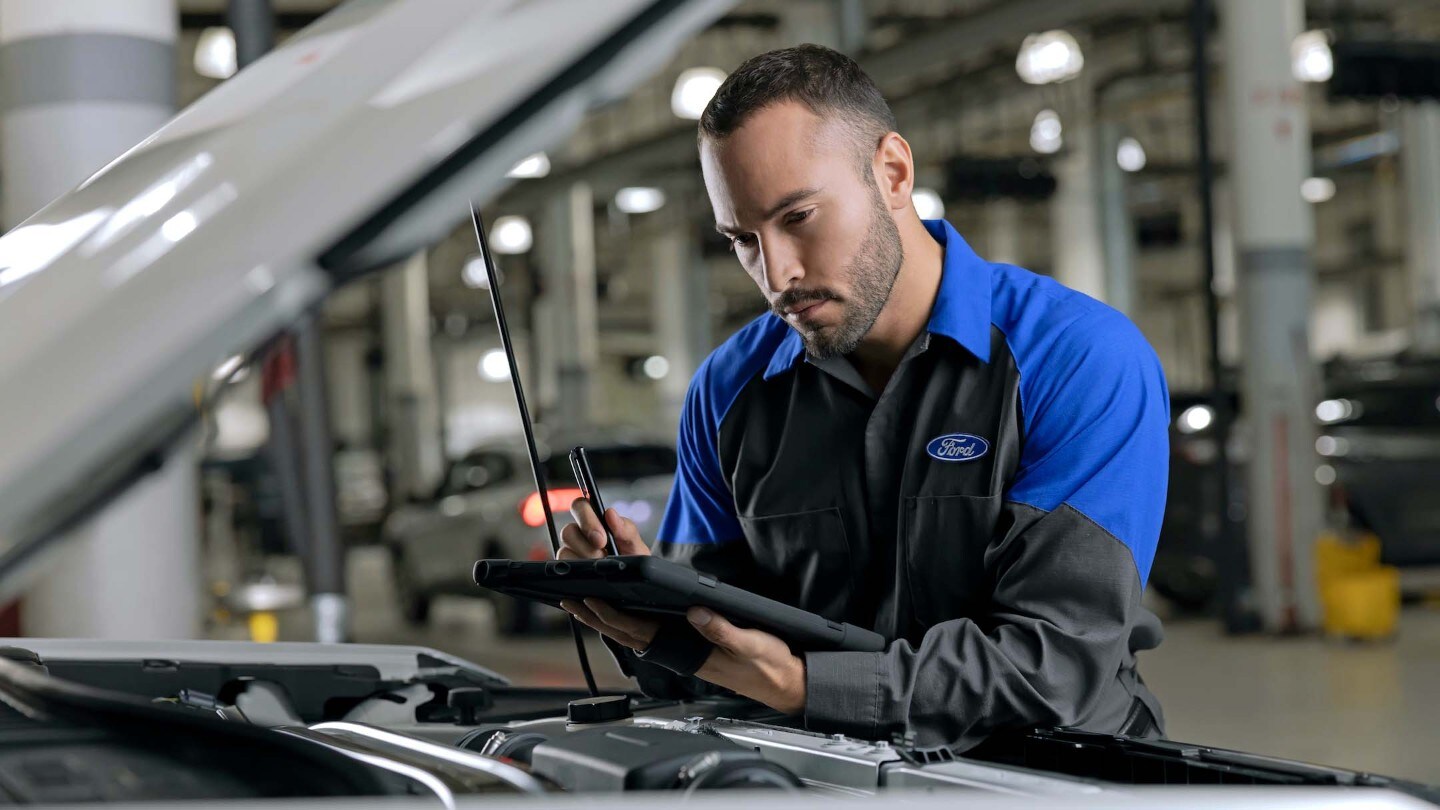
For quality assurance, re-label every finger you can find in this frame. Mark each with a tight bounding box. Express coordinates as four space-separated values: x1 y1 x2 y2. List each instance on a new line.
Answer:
604 508 649 556
561 600 646 649
569 499 611 552
583 598 658 645
686 607 755 654
559 522 604 559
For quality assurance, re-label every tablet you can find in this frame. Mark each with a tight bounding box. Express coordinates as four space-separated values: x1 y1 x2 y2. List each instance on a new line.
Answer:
472 556 887 653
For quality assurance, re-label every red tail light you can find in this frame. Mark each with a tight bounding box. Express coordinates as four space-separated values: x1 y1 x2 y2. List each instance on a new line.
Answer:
519 488 584 528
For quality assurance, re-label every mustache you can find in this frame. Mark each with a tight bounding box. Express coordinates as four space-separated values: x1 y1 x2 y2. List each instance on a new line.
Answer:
772 288 838 316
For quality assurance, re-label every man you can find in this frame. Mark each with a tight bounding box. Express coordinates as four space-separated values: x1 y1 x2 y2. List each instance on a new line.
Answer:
559 44 1169 750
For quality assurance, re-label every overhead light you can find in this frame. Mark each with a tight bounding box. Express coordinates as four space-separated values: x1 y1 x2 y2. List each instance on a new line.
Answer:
615 187 666 215
194 27 238 80
1016 30 1084 85
642 355 670 380
1177 404 1214 434
1315 465 1337 486
161 210 198 242
671 67 726 120
1030 109 1063 154
1116 137 1147 172
1301 176 1335 204
911 188 945 220
478 349 510 382
1315 398 1357 424
1292 30 1333 83
462 255 503 289
506 152 550 179
489 215 532 255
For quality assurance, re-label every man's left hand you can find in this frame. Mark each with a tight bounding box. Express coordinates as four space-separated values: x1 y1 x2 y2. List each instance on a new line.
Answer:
562 599 805 715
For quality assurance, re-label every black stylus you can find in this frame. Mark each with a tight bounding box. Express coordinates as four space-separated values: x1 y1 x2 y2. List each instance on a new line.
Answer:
569 446 620 557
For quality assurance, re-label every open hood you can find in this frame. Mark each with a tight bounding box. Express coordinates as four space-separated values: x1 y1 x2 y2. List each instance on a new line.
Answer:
0 0 730 593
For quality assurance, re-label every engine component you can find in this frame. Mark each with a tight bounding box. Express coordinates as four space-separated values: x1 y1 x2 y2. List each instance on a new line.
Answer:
528 727 800 792
567 695 632 724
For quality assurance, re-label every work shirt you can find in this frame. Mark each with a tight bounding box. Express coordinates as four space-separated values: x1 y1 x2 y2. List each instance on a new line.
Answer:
640 219 1169 750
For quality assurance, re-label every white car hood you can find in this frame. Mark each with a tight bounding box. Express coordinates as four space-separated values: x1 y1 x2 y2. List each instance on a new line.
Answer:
0 0 729 590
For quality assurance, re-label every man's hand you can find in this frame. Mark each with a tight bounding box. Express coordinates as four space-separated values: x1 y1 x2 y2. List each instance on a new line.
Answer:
556 499 806 716
686 607 806 715
558 499 660 650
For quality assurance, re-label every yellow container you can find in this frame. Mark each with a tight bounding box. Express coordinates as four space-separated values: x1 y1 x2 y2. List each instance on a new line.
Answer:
1315 531 1381 580
1320 566 1400 640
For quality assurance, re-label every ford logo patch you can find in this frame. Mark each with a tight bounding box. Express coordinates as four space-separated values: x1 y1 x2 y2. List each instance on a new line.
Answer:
926 433 989 463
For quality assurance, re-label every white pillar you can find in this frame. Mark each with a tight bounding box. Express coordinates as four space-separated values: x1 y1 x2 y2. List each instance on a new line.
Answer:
1051 124 1108 302
538 184 600 429
381 253 444 499
650 218 710 432
1098 122 1138 316
1402 103 1440 352
1221 0 1322 631
1 0 190 639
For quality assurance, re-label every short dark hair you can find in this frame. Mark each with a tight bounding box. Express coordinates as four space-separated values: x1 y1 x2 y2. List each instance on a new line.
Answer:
698 45 896 172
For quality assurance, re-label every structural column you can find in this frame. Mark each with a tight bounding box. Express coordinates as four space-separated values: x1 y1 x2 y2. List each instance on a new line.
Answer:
0 1 190 638
649 215 711 432
1402 102 1440 352
381 253 445 500
984 198 1023 267
1097 122 1138 317
1220 0 1322 631
1051 118 1108 303
538 183 600 429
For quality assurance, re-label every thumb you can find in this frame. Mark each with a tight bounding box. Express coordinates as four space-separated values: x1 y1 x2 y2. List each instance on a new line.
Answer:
687 607 744 652
605 508 649 555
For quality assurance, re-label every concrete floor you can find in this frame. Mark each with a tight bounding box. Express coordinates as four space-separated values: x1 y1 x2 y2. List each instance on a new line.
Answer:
319 548 1438 783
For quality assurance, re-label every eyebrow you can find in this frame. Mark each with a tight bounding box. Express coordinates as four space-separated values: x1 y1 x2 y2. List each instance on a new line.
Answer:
715 186 823 235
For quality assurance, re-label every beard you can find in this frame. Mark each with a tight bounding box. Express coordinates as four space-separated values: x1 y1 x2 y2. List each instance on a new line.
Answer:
773 186 904 360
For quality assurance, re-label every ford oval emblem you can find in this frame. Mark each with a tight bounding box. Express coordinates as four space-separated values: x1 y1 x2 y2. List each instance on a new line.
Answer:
926 433 990 463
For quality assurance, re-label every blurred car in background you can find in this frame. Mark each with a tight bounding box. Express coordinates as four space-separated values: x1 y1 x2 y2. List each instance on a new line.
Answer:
383 432 676 634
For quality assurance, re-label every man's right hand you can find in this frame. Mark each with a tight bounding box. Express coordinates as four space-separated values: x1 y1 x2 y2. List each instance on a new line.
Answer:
558 499 660 651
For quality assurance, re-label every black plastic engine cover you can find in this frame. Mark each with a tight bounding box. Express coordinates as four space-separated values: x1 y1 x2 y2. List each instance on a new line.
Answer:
529 727 768 792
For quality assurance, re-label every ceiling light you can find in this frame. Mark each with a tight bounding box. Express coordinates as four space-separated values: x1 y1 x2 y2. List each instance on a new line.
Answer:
642 355 670 380
1030 109 1063 154
1292 30 1333 83
911 188 945 220
1177 404 1214 434
1016 30 1084 85
671 67 726 120
489 216 532 255
506 152 550 179
479 349 510 382
462 255 503 289
1301 176 1335 204
194 27 238 80
615 187 666 215
1315 398 1356 423
1116 137 1147 172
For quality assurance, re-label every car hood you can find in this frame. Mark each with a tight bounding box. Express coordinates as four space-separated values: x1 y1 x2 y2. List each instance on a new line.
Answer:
0 0 730 596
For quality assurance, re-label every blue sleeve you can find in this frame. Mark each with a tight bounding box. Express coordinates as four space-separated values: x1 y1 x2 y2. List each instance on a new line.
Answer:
656 360 744 546
1006 309 1170 583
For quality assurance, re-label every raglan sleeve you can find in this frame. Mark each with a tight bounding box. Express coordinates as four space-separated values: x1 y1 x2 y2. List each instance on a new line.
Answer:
801 308 1170 749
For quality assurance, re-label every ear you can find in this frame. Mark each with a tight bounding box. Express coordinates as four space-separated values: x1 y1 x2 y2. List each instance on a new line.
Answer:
871 131 915 212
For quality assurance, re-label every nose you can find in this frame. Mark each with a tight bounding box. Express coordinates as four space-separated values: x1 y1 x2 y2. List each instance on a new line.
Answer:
758 237 803 295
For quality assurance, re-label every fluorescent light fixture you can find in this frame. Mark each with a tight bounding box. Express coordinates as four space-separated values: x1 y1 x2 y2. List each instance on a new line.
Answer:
1315 398 1356 423
161 210 198 242
1116 137 1147 172
1030 109 1063 154
1292 30 1333 83
671 67 726 120
642 355 670 380
1177 404 1214 434
506 152 550 179
615 187 666 215
479 349 510 381
194 26 238 80
911 188 945 220
0 210 110 291
489 216 533 255
1016 30 1084 85
1301 176 1335 204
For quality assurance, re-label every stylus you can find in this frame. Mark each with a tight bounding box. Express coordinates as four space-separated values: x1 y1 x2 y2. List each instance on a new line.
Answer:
570 446 620 557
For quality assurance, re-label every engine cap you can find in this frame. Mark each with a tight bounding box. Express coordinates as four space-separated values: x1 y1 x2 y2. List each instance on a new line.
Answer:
567 694 632 724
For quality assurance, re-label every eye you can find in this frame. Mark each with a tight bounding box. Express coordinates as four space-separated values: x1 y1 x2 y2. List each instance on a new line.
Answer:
729 233 756 252
784 208 814 226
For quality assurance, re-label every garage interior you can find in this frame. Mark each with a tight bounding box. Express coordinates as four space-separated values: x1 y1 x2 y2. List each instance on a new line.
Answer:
2 0 1439 788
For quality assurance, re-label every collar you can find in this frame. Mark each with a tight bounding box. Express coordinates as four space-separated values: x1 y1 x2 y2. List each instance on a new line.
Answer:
763 218 992 380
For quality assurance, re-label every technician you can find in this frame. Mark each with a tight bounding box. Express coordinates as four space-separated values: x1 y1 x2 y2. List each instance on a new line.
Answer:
559 44 1169 750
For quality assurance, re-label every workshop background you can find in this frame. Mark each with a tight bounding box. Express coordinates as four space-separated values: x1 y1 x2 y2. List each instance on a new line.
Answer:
2 0 1439 784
